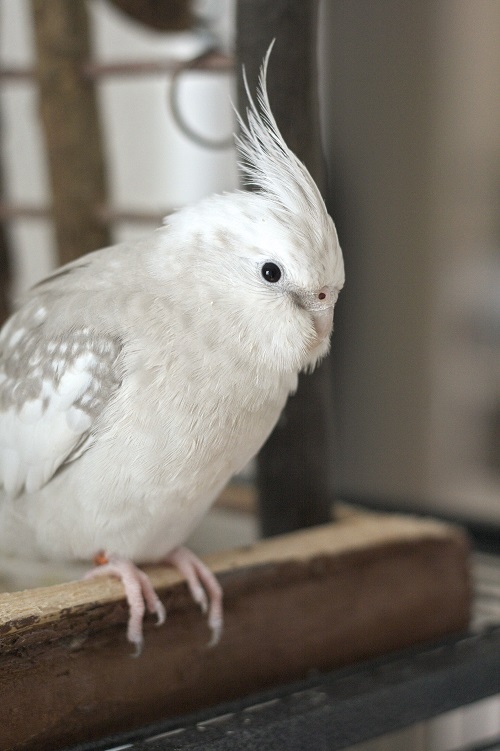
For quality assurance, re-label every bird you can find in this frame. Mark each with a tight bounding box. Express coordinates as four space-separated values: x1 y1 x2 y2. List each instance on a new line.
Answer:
0 47 344 654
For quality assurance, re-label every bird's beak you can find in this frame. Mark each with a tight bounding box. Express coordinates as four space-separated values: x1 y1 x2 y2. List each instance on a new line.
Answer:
311 305 334 341
295 285 337 343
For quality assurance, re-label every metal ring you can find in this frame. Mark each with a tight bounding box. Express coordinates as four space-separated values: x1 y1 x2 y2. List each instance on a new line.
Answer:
168 49 235 151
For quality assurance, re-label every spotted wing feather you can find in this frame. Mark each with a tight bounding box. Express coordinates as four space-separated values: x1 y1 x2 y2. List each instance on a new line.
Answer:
0 300 122 496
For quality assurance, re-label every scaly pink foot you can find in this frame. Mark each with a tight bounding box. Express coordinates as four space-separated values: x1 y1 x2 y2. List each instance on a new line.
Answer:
164 546 223 647
84 554 166 656
84 547 223 654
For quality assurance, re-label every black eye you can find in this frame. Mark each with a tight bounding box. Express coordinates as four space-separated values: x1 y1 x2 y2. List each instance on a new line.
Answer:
261 262 282 283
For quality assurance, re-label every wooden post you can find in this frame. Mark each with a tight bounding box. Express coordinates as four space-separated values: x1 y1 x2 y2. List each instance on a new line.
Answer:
236 0 336 536
31 0 111 265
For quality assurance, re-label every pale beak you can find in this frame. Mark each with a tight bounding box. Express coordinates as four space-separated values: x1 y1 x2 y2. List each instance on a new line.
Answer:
312 305 334 341
309 286 336 341
294 285 336 343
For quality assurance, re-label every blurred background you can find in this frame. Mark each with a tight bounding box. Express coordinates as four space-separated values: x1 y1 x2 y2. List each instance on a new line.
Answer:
321 0 500 529
1 0 498 533
0 1 499 747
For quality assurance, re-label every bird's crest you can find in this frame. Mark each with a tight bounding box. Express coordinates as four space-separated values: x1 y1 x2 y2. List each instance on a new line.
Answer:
235 42 332 248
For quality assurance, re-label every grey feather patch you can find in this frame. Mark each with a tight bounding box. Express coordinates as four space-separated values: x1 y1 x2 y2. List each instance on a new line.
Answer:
0 303 122 420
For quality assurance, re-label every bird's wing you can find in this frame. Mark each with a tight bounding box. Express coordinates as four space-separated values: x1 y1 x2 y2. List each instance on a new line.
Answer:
0 299 123 496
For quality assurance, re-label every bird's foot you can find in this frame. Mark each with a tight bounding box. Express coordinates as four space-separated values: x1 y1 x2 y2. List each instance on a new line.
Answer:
164 546 223 647
84 553 166 656
83 548 222 653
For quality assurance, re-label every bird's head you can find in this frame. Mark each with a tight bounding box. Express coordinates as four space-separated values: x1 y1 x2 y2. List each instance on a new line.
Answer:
156 46 344 375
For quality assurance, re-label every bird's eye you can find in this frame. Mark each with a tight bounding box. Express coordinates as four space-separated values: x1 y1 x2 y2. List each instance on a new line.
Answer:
261 262 282 283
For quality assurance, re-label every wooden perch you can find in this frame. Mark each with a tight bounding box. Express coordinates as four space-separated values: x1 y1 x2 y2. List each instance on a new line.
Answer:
0 510 471 751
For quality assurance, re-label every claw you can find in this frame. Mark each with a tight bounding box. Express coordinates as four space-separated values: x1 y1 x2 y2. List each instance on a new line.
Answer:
207 610 223 648
131 638 144 659
84 555 166 652
164 546 223 647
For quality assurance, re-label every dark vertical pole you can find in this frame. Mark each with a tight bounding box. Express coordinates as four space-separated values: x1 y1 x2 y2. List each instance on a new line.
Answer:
236 0 335 536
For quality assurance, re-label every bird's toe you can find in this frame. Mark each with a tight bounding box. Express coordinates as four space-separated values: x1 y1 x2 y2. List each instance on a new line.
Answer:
84 554 165 654
164 546 223 647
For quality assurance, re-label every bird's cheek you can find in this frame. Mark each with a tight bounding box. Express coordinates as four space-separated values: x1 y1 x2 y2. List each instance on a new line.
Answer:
311 307 334 342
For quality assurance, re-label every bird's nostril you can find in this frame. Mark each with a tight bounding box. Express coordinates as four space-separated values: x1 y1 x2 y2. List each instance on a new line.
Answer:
318 292 326 300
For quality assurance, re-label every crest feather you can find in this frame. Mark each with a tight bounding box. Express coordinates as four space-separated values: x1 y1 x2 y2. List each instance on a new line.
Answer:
235 42 332 247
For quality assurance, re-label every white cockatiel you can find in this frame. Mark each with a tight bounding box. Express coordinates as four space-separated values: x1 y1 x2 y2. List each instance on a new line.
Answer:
0 50 344 652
